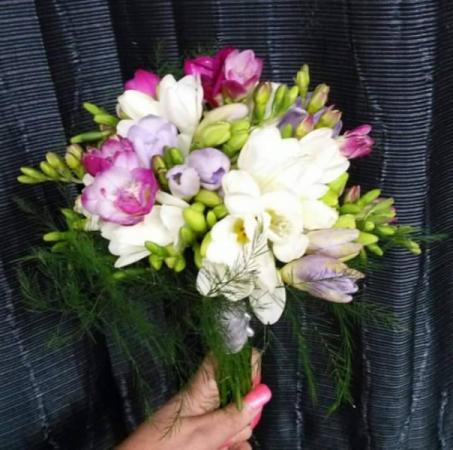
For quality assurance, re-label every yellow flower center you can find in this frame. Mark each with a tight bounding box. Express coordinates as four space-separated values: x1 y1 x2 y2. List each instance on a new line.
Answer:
233 218 249 245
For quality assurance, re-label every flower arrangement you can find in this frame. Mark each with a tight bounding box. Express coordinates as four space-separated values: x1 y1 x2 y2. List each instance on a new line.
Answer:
18 47 422 412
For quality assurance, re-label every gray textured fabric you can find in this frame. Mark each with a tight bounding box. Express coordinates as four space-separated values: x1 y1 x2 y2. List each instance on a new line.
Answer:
0 0 452 449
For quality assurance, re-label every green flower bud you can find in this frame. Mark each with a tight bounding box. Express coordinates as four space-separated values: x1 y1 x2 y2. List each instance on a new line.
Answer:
366 243 384 256
165 244 179 256
359 247 368 265
296 64 310 99
46 152 65 171
253 82 272 105
280 123 293 139
334 214 356 229
51 242 68 253
357 231 379 246
66 144 83 160
295 115 314 139
282 85 299 111
61 208 80 223
340 203 362 215
39 161 59 179
206 210 217 228
272 84 288 117
145 241 167 257
183 207 208 234
306 84 330 114
17 175 42 184
223 131 249 156
165 256 177 269
64 152 82 170
70 130 111 144
149 254 163 270
152 155 167 172
168 147 185 166
231 119 251 134
194 189 222 208
197 122 231 147
357 189 381 207
43 231 71 242
179 226 196 245
193 243 203 269
191 202 206 213
200 232 212 257
320 189 338 207
94 114 119 127
83 102 106 115
369 197 394 214
20 166 48 181
316 107 342 129
174 256 186 273
363 220 375 232
213 204 228 219
376 224 396 236
329 173 349 196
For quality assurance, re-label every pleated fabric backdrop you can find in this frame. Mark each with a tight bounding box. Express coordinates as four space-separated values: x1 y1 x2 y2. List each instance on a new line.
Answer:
0 0 452 449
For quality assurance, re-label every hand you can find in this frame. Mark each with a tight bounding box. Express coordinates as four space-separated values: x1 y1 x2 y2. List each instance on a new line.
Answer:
117 350 269 450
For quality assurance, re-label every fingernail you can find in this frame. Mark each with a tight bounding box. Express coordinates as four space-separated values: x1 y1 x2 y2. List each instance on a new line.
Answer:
251 410 262 429
244 384 272 410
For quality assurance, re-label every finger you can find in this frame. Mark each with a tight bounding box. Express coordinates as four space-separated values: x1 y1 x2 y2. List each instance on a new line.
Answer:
230 442 252 450
198 384 272 448
223 423 253 448
251 348 262 388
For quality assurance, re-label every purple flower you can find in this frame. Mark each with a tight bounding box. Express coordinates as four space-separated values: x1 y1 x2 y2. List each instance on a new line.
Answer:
82 138 135 176
187 148 230 191
278 98 307 131
280 254 364 303
338 125 373 159
307 229 362 260
127 115 178 168
81 166 158 225
222 49 263 100
124 69 160 98
166 164 200 199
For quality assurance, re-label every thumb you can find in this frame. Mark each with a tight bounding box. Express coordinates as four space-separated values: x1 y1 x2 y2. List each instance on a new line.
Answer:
197 384 272 448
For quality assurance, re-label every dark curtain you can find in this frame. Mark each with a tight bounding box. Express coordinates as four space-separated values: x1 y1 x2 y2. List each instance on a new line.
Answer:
1 0 452 449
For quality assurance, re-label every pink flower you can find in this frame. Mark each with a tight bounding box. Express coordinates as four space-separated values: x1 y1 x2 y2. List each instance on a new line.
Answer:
222 49 263 100
124 69 160 98
184 48 234 107
339 125 374 159
82 138 136 176
81 166 158 225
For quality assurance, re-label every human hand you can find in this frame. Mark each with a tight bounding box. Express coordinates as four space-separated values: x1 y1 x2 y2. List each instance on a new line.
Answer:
117 350 268 450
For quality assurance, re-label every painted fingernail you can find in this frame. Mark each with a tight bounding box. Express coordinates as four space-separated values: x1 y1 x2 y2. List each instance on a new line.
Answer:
251 410 262 429
244 384 272 410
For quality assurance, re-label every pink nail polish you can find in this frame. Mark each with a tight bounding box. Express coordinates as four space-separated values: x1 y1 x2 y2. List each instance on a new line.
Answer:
244 384 272 410
251 410 262 429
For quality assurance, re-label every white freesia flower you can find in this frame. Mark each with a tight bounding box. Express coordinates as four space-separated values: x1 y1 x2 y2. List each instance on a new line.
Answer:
101 192 187 268
196 213 286 324
222 170 308 262
238 126 349 200
116 75 203 152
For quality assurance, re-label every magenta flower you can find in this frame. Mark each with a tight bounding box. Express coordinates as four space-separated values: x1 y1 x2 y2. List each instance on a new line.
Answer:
127 115 178 168
187 148 230 191
222 49 263 100
81 166 158 225
307 229 362 260
338 125 374 159
166 164 200 199
280 254 364 303
82 138 136 176
184 47 234 107
124 69 160 98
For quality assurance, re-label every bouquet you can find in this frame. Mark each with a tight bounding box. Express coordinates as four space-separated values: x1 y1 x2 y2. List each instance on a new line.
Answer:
18 47 422 412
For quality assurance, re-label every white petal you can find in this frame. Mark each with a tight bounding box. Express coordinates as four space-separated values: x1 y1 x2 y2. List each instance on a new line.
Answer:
117 90 160 120
272 234 309 263
160 205 185 244
301 200 339 230
116 119 135 137
155 191 188 208
225 193 263 216
250 286 286 325
222 170 261 197
114 250 150 268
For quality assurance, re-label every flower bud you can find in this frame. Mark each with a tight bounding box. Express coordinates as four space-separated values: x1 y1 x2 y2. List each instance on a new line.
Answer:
306 84 329 114
70 130 111 144
64 152 82 171
357 231 379 245
94 114 118 127
320 189 338 207
194 189 223 207
66 144 83 160
213 204 228 219
149 254 163 270
193 243 203 268
46 152 65 171
17 175 42 184
366 243 384 256
334 214 356 229
223 131 249 156
180 226 196 245
296 64 310 99
166 147 185 166
329 173 349 196
43 231 71 242
165 256 177 269
191 202 206 213
174 255 186 273
272 84 288 116
363 221 375 232
38 162 59 179
200 232 212 257
231 119 251 134
307 229 362 261
145 241 167 257
206 210 217 228
83 102 106 116
280 123 293 138
403 240 421 255
253 82 272 105
376 224 396 236
183 207 208 234
20 166 49 181
343 185 361 203
357 189 381 207
295 115 314 138
283 85 299 111
340 203 362 215
197 122 231 147
316 106 342 129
